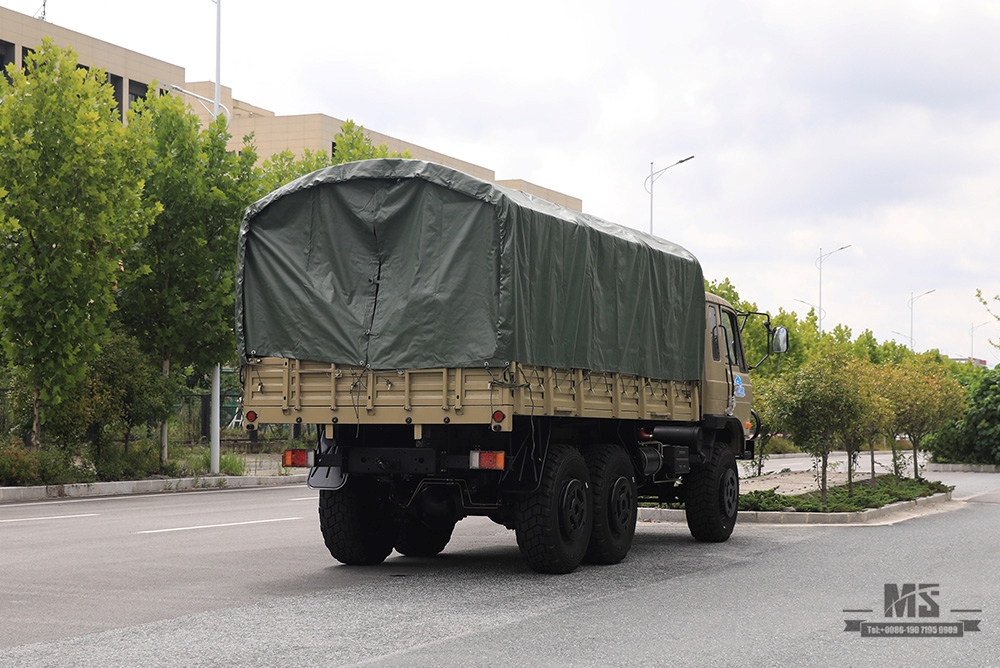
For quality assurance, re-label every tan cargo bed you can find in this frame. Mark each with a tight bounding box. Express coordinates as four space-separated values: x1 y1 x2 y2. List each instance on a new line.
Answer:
242 358 700 432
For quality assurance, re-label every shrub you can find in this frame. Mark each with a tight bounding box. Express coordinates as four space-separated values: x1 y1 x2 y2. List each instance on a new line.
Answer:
739 476 951 513
0 440 41 486
0 441 90 485
86 442 161 482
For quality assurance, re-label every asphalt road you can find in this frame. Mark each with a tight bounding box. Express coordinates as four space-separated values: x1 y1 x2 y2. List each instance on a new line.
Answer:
2 470 999 667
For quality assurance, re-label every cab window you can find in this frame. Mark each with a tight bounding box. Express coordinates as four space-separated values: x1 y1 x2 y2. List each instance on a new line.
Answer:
708 305 721 361
719 308 747 371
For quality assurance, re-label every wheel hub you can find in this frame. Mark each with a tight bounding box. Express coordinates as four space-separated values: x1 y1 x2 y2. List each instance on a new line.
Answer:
559 478 588 540
720 468 739 517
608 475 634 532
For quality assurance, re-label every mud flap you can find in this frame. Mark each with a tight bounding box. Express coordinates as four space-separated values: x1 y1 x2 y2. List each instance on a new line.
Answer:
307 425 347 490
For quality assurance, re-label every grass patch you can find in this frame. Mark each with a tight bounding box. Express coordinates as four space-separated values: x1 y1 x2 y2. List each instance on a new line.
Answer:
739 475 952 513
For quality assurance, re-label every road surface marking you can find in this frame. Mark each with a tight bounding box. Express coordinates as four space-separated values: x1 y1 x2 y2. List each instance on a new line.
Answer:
0 513 99 523
137 517 302 534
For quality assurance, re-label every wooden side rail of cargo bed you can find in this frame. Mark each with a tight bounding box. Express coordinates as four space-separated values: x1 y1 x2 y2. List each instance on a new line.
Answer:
241 358 700 430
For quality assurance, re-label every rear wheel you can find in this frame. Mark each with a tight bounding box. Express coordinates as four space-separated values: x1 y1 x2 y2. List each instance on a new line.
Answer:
514 443 592 574
583 445 637 564
684 443 739 542
318 477 396 565
395 521 455 557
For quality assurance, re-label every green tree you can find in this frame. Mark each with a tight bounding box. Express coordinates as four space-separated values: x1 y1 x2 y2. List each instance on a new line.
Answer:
837 358 892 493
745 375 781 477
772 351 864 502
0 40 156 447
852 329 912 365
44 327 176 455
927 367 1000 465
118 89 258 462
257 147 333 196
885 356 966 479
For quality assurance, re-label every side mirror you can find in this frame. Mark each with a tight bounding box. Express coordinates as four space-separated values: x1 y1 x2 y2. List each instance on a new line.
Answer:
771 326 789 354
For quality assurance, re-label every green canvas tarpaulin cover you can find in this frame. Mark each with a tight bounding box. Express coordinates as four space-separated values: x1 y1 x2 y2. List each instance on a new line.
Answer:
236 159 705 380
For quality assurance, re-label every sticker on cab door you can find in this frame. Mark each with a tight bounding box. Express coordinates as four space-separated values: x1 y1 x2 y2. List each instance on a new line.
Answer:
733 376 746 398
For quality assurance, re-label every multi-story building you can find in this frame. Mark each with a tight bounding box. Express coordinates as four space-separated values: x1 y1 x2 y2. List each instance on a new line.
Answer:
1 6 581 210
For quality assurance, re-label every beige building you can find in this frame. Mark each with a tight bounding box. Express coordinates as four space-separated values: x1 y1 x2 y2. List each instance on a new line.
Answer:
1 6 581 210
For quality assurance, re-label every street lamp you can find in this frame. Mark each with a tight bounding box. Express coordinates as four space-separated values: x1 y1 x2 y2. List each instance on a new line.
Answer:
793 298 826 323
891 330 913 349
816 244 851 334
643 156 694 235
907 289 935 352
971 320 991 358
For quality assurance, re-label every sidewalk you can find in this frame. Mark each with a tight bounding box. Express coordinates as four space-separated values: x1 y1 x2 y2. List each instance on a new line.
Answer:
0 452 307 503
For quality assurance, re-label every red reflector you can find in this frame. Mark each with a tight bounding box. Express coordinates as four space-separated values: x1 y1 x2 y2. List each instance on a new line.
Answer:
245 410 258 422
283 449 310 468
470 451 505 470
492 410 506 423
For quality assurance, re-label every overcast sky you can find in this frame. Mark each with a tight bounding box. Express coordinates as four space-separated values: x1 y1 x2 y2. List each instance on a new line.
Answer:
7 0 1000 364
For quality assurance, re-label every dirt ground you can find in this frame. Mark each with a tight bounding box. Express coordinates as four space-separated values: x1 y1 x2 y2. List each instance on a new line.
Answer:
739 468 880 496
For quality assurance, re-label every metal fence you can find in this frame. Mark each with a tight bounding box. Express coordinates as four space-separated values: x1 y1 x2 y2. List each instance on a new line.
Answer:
0 388 312 450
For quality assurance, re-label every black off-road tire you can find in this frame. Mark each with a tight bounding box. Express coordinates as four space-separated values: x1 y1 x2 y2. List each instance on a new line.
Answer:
395 521 455 557
514 443 592 574
318 478 396 565
583 444 637 565
684 443 739 542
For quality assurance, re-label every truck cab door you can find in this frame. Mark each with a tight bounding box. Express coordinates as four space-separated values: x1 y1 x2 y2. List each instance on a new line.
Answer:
704 303 752 428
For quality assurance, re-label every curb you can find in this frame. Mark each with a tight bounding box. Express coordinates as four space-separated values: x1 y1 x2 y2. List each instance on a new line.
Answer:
926 463 1000 473
638 491 953 525
0 473 309 503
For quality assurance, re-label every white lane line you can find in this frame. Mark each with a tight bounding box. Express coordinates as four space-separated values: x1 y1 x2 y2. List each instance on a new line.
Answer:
287 496 317 501
0 513 99 523
136 517 302 534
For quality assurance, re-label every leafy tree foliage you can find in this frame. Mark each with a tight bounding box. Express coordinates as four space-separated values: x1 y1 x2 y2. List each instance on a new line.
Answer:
256 147 333 196
43 327 176 454
770 351 866 501
883 355 966 478
925 367 1000 465
837 358 892 493
0 40 157 446
745 375 780 476
119 90 258 378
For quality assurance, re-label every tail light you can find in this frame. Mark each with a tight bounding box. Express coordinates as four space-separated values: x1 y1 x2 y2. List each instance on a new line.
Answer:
469 451 505 470
282 449 313 468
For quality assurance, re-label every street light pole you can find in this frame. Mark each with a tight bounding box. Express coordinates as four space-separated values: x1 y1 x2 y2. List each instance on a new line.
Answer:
211 0 222 476
816 244 851 334
643 156 694 235
907 289 935 352
970 320 990 358
214 0 221 118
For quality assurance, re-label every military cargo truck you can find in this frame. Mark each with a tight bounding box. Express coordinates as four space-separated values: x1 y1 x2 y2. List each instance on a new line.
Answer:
237 159 786 574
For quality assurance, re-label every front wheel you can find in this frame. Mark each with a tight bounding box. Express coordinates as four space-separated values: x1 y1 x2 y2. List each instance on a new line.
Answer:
684 443 739 542
514 443 592 574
